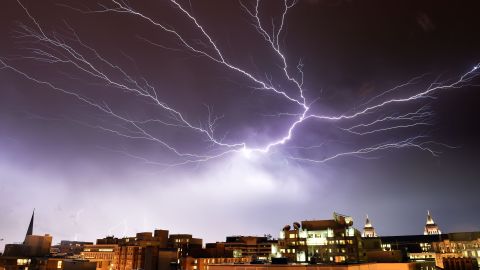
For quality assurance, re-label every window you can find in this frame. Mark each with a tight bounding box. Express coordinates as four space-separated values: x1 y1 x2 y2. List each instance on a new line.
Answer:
57 261 63 269
17 259 30 266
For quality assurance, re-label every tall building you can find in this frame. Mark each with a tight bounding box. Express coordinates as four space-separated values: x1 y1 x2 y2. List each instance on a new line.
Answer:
424 211 442 235
275 213 365 264
362 215 377 238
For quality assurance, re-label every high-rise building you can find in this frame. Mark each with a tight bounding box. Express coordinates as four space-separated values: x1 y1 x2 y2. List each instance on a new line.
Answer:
424 211 442 235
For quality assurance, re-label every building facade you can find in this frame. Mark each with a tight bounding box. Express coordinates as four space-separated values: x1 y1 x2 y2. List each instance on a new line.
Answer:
207 236 275 261
81 244 118 270
275 213 365 264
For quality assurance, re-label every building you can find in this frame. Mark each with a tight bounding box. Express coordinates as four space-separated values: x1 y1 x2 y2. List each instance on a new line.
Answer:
0 210 53 270
167 234 202 257
51 241 93 256
180 255 250 270
46 259 97 270
369 232 480 269
362 215 377 238
208 262 417 270
431 232 480 268
110 230 173 270
424 211 442 235
205 236 275 261
0 211 98 270
442 257 479 270
81 244 118 270
275 213 365 264
94 229 203 270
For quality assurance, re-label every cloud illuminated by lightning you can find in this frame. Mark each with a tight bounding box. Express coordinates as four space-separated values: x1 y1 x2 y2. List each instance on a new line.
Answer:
1 0 479 167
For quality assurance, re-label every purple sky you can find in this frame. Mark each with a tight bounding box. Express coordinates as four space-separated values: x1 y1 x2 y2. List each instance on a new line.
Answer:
1 0 480 251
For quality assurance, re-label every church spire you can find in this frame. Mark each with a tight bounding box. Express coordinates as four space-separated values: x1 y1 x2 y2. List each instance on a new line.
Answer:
26 209 34 238
365 215 372 227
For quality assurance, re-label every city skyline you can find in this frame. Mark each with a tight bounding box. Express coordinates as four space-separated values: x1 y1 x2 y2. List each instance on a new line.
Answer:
1 0 480 251
0 209 449 251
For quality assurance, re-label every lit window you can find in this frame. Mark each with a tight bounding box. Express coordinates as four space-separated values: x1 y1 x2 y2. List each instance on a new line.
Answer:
57 261 63 269
17 259 30 266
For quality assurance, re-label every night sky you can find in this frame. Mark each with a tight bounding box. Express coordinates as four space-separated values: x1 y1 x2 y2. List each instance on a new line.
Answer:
1 0 480 250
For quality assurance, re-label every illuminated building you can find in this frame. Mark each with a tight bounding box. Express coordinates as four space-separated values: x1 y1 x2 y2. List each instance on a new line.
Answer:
362 215 377 238
276 213 365 264
81 244 118 270
372 232 480 269
431 232 480 268
424 211 442 235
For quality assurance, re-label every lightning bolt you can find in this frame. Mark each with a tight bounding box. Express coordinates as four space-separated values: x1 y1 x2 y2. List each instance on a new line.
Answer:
1 0 479 167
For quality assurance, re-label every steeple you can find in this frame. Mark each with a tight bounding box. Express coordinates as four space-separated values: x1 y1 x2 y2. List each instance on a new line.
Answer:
362 214 377 237
25 209 34 239
424 210 441 235
365 215 372 227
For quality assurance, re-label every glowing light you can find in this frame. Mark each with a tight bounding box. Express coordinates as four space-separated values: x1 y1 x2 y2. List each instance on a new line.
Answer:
241 148 253 159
